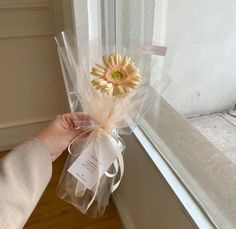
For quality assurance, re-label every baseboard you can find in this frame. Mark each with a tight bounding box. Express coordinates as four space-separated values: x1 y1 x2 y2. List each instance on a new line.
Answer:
0 117 53 151
112 192 136 229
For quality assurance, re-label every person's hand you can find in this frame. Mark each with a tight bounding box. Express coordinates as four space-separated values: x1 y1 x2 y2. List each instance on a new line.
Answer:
36 112 92 161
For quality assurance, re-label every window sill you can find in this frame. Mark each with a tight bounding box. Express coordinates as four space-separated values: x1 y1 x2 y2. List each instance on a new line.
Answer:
133 126 213 229
134 98 236 229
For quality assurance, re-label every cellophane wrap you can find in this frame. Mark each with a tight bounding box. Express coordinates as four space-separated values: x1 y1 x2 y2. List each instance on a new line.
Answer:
55 31 169 218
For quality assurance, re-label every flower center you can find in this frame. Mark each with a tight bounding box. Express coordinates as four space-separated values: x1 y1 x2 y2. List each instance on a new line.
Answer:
111 71 123 80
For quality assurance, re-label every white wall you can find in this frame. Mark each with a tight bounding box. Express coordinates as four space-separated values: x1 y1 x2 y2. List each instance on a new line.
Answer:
117 0 236 117
0 0 68 150
161 0 236 116
114 134 196 229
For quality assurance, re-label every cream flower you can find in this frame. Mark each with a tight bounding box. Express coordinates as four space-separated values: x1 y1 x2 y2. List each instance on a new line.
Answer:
91 52 141 97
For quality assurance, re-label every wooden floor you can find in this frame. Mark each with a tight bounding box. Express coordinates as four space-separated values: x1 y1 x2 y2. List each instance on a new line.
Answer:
0 150 123 229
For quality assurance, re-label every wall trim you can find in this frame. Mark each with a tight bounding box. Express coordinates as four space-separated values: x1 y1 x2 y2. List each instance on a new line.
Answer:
0 1 53 39
0 31 53 39
0 117 53 151
0 3 50 11
112 193 136 229
0 116 53 130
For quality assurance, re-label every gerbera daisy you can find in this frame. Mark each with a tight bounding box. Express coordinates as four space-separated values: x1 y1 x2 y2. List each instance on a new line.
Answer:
90 52 141 97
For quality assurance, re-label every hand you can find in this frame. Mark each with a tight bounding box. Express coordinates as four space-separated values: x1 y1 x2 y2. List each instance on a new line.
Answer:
36 112 92 161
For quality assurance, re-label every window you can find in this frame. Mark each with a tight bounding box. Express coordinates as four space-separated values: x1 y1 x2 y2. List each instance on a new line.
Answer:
70 0 236 228
116 1 236 228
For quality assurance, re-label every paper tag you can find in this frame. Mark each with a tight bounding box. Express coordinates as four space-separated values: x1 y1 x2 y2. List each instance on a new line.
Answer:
137 45 167 56
67 135 123 190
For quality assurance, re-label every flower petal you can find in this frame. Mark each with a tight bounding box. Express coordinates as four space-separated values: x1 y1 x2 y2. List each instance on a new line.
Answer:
105 84 114 95
117 53 122 64
91 71 104 77
113 85 125 96
121 56 130 68
113 53 117 65
92 65 105 73
130 75 141 82
109 55 115 67
91 78 107 87
96 64 106 70
113 53 121 65
124 81 139 89
103 55 110 67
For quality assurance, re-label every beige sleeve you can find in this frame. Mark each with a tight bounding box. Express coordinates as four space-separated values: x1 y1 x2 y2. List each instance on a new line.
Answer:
0 138 52 229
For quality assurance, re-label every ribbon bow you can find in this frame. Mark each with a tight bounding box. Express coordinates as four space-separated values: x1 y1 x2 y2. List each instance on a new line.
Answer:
68 126 125 212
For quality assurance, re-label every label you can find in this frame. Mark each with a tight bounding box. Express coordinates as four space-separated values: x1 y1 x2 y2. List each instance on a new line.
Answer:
67 135 123 190
137 45 167 56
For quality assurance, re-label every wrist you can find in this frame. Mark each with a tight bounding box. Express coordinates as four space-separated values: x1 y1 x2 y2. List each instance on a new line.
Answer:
31 137 54 162
36 134 55 162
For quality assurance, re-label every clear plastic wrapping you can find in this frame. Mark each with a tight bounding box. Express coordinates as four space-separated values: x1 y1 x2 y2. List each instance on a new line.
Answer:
55 31 169 217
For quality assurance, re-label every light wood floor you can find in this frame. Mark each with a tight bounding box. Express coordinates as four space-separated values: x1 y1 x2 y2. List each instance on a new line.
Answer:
0 150 123 229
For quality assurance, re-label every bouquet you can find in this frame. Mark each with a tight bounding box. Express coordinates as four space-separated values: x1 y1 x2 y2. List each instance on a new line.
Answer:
55 31 169 218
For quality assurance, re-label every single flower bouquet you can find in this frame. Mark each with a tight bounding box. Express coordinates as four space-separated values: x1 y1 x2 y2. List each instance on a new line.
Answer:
55 31 169 218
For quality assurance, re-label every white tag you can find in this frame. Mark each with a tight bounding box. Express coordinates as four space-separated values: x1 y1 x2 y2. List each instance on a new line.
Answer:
67 135 122 190
137 45 167 56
